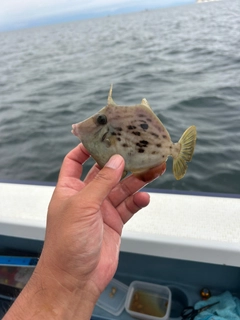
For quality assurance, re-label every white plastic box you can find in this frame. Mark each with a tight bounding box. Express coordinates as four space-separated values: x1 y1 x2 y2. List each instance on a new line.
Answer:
96 278 128 316
125 281 172 320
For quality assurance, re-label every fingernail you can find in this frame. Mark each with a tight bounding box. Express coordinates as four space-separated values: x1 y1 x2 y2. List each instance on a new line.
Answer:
105 155 123 169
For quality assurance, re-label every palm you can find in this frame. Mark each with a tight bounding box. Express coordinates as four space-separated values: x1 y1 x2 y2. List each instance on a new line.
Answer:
55 173 128 291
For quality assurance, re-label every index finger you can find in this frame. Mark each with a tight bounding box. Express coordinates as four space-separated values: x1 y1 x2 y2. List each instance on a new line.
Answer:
58 143 90 181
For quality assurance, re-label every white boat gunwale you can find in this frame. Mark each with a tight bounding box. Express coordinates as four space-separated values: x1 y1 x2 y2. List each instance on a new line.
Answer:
0 181 239 267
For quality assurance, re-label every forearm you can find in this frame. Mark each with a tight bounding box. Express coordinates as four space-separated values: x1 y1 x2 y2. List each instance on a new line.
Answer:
3 263 98 320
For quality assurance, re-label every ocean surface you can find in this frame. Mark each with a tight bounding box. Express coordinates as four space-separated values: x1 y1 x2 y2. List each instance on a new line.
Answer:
0 0 239 194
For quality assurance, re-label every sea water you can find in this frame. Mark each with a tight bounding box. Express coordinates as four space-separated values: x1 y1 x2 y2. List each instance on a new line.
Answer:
0 0 239 194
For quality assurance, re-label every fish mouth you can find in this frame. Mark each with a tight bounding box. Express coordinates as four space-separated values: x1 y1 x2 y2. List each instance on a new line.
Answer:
71 124 79 137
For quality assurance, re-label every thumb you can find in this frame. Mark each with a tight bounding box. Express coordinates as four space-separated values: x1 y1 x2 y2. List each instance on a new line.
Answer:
80 155 125 206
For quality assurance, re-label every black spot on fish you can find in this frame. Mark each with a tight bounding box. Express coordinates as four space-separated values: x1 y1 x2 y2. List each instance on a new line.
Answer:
151 132 159 138
127 125 136 130
140 123 149 130
138 148 145 153
122 143 128 147
132 131 141 136
117 132 121 136
147 118 152 122
139 140 148 145
136 140 148 148
117 137 121 141
115 127 122 131
156 143 162 148
170 146 172 149
111 132 117 135
138 114 145 117
162 134 167 138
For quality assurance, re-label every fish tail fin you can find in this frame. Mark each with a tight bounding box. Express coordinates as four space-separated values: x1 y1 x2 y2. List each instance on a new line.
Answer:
173 125 197 180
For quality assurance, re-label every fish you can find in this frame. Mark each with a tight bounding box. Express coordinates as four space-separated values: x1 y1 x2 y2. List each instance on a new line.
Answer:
72 86 197 181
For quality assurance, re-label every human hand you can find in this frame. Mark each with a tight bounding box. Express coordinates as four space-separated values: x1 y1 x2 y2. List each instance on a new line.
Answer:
4 144 166 320
42 143 166 292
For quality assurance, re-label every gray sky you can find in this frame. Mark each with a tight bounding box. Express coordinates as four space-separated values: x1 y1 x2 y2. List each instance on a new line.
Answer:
0 0 194 31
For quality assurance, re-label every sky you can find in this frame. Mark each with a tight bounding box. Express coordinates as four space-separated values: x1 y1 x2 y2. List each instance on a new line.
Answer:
0 0 194 31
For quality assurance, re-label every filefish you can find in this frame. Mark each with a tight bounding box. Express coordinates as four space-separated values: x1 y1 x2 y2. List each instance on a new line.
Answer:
72 86 197 181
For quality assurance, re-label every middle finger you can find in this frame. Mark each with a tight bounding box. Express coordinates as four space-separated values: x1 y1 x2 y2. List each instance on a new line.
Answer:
108 162 167 207
108 174 148 207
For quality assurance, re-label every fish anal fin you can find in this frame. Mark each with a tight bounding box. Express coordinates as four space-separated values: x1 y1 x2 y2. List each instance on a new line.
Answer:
121 170 128 180
173 125 197 180
133 162 167 182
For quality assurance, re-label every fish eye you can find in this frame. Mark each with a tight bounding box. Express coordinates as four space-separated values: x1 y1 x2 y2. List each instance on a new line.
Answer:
97 114 107 125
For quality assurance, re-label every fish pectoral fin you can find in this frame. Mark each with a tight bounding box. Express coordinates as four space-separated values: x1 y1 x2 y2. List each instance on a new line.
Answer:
141 98 152 109
107 84 117 105
173 125 197 180
132 162 167 182
108 134 118 146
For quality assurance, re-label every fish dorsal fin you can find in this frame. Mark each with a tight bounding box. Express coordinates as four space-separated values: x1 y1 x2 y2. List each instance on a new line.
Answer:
141 98 151 109
108 84 117 105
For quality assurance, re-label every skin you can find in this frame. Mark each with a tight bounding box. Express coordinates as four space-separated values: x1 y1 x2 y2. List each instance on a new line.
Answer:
3 144 166 320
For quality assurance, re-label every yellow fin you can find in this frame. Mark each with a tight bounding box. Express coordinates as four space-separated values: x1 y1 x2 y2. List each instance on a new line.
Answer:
107 84 117 105
141 98 151 109
173 125 197 180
